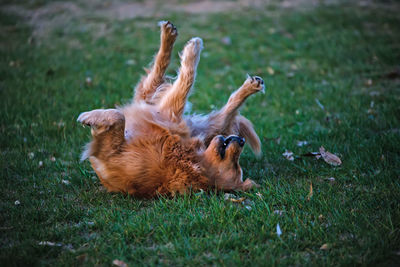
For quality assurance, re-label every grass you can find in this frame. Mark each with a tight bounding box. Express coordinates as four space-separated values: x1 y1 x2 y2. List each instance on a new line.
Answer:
1 1 400 265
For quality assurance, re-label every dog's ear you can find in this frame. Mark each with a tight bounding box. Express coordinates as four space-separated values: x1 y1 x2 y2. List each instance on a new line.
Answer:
236 115 261 156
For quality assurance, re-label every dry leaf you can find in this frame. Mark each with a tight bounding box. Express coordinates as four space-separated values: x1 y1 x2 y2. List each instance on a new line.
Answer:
267 66 275 75
113 259 128 267
282 150 294 161
320 243 330 250
307 182 313 201
276 223 282 237
229 197 246 203
319 146 342 166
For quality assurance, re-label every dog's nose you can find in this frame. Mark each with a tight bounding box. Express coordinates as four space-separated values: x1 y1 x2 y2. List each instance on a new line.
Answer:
227 136 245 147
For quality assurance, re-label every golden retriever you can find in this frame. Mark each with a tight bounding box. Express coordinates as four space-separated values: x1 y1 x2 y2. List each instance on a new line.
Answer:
77 21 264 198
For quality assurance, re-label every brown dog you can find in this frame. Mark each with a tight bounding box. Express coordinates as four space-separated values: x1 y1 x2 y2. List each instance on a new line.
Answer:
77 21 264 198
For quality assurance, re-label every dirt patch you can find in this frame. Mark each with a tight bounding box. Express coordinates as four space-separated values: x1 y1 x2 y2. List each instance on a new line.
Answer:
1 0 344 39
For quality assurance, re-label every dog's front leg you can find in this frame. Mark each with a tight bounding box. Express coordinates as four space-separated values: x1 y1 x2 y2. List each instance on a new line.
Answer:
134 21 178 103
200 76 264 153
77 109 125 160
218 75 265 123
158 37 203 120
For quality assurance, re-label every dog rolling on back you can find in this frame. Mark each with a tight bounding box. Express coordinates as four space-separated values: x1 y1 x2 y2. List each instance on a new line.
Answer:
78 21 264 198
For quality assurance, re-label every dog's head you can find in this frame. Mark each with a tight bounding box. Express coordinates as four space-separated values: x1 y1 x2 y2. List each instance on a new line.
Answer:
201 135 246 189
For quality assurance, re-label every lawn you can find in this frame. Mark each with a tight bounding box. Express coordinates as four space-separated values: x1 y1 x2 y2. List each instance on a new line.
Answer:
1 0 400 265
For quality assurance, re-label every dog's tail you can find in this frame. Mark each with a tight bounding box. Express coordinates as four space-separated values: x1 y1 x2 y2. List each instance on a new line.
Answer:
236 115 261 157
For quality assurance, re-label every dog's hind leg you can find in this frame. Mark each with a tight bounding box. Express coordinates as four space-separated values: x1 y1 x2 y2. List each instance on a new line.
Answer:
158 37 203 120
134 21 178 103
201 75 264 155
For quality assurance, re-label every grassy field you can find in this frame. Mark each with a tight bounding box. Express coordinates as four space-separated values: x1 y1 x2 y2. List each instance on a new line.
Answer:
1 0 400 265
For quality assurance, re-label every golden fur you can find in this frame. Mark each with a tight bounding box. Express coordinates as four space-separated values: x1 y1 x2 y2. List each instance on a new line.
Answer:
77 21 264 198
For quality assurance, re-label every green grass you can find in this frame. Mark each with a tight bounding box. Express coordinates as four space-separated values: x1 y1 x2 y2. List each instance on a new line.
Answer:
1 1 400 266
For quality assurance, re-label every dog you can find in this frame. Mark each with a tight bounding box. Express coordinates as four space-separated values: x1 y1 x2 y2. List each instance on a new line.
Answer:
77 21 265 198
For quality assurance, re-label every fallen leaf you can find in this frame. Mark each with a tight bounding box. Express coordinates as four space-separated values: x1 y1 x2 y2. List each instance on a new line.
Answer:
282 150 294 161
113 259 128 267
319 146 342 166
229 197 246 203
276 223 282 237
320 243 330 250
307 182 313 201
267 66 275 75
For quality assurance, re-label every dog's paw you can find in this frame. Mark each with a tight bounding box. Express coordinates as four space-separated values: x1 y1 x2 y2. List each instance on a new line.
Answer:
159 20 178 41
244 75 265 93
77 109 124 128
186 37 203 52
181 37 203 63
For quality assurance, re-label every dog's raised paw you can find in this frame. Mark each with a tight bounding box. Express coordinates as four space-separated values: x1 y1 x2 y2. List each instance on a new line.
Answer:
159 20 178 39
245 75 265 93
77 109 124 128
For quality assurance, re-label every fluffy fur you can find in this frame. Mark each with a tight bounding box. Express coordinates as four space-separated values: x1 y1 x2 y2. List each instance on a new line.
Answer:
78 21 264 198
